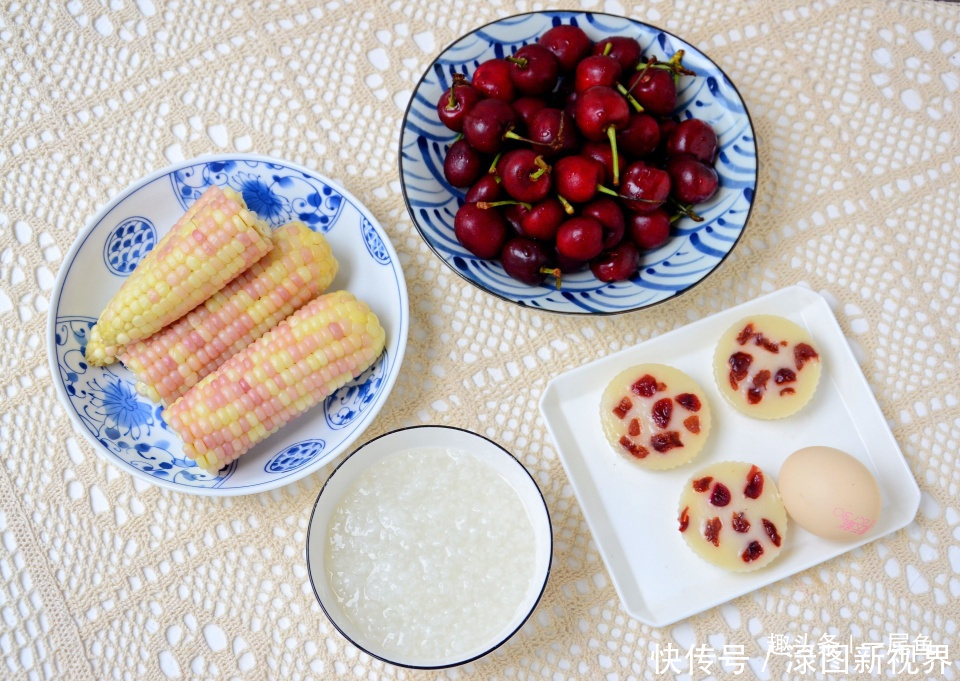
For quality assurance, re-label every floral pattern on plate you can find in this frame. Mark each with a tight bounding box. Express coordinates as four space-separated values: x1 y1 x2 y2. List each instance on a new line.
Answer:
264 440 327 474
49 155 408 496
171 159 345 230
53 317 237 488
102 216 156 276
324 350 389 430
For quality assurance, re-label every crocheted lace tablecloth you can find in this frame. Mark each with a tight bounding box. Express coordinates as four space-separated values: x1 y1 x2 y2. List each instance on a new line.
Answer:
1 0 958 679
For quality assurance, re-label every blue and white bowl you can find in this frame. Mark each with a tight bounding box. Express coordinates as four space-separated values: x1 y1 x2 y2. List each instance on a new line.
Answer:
48 155 409 496
399 11 757 315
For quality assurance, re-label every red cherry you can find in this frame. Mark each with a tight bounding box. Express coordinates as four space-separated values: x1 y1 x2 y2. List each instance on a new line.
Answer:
502 202 529 233
500 237 559 285
443 139 485 188
628 208 672 250
655 117 679 157
462 99 518 153
437 75 483 132
591 37 642 71
555 77 577 110
554 155 605 203
464 174 502 203
574 86 630 185
590 241 640 282
528 108 580 158
472 59 515 101
519 198 565 241
437 30 715 290
507 44 559 96
554 249 587 273
499 149 552 203
616 113 660 158
667 118 719 164
556 216 604 261
574 54 622 93
454 204 508 259
620 162 671 213
561 92 578 122
513 96 549 131
582 197 625 249
627 68 677 116
538 25 593 72
582 141 625 188
666 156 718 204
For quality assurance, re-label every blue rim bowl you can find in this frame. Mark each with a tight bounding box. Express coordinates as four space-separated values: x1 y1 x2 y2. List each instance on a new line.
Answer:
399 11 757 315
306 425 553 669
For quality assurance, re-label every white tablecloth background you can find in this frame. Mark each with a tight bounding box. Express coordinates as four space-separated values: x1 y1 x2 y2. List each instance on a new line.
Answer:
1 0 958 679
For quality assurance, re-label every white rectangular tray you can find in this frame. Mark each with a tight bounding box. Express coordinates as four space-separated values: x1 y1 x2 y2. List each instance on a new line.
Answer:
539 285 920 627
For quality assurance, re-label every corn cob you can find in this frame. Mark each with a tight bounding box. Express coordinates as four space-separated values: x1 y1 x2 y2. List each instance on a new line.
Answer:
164 290 386 473
85 185 273 366
121 221 339 405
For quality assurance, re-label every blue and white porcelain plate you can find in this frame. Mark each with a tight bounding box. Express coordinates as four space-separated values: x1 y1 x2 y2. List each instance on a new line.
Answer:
399 11 757 315
48 155 409 496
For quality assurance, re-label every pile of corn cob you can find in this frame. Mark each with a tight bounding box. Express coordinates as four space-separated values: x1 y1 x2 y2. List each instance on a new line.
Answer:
86 185 386 473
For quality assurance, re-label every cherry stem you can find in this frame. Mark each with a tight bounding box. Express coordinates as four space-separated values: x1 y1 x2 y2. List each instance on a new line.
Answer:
557 194 575 214
506 55 528 68
606 126 620 187
669 50 684 86
455 132 463 142
634 51 693 73
445 73 468 110
602 42 613 57
503 130 537 145
627 56 656 95
615 83 644 112
670 198 704 222
668 50 696 78
541 266 563 290
596 184 620 198
477 200 531 210
488 152 502 174
633 55 657 74
528 156 551 181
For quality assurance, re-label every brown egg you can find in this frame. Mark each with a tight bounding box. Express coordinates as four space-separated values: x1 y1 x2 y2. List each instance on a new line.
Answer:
778 446 882 541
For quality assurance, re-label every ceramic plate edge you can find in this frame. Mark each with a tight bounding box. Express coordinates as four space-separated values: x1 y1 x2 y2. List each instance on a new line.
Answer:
398 10 759 316
538 285 920 625
799 292 921 521
47 153 410 497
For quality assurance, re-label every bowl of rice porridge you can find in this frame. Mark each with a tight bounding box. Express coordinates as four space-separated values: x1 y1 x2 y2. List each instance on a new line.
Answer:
305 425 553 668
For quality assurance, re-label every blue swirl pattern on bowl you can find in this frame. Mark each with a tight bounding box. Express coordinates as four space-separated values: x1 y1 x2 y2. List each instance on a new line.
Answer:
400 12 756 314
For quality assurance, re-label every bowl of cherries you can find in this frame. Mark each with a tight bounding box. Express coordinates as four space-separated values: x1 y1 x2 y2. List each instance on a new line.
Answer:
399 11 757 315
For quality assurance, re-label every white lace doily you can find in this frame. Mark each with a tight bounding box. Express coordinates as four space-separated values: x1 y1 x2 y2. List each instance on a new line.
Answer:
1 0 958 679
